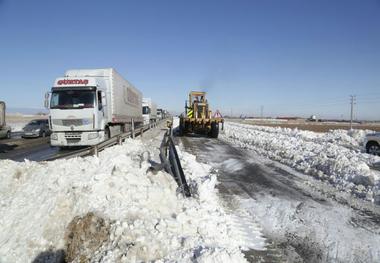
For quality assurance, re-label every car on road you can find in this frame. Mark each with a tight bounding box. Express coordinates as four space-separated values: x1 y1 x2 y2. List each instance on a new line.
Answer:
22 119 51 138
0 125 11 139
364 133 380 156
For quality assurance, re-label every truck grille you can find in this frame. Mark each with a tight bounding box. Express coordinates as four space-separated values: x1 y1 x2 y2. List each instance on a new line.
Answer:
62 119 83 126
65 132 82 143
52 119 84 126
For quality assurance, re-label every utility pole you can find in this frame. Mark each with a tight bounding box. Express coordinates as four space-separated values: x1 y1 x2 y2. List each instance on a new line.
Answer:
350 95 356 130
260 105 264 119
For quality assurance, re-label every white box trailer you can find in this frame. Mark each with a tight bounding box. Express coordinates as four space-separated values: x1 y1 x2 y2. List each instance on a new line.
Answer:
46 68 143 147
142 98 157 125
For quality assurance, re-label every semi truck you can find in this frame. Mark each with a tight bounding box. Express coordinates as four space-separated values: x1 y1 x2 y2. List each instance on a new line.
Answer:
142 98 157 125
0 101 11 139
45 68 143 147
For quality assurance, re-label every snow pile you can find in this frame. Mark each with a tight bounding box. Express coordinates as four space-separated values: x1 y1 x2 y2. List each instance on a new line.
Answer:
222 122 380 201
0 138 248 262
237 124 370 151
318 129 371 150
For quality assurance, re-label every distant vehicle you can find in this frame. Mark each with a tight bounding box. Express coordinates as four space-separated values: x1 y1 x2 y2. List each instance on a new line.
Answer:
157 108 169 120
45 68 143 147
0 101 11 139
22 119 51 138
364 133 380 156
308 115 317 122
142 98 157 125
157 108 163 120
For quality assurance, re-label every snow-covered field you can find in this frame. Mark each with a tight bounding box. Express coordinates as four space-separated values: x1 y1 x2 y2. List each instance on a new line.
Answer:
6 117 31 132
0 130 260 262
221 122 380 202
5 114 47 132
8 122 27 132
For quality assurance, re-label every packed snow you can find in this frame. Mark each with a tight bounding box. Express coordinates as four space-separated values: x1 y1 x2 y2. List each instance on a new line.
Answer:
221 122 380 202
0 132 257 262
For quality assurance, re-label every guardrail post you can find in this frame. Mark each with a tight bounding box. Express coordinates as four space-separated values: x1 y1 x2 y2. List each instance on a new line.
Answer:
131 118 135 139
222 121 224 130
118 135 122 145
140 127 144 137
92 145 98 156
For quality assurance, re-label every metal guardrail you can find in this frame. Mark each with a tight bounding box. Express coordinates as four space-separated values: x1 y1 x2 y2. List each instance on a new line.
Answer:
159 125 191 197
46 121 158 161
44 118 191 197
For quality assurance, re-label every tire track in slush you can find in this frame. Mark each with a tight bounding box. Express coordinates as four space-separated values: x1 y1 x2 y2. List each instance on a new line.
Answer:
179 135 286 262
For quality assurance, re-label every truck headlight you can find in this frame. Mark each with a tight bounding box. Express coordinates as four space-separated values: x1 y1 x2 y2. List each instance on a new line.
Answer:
88 132 99 140
51 133 58 140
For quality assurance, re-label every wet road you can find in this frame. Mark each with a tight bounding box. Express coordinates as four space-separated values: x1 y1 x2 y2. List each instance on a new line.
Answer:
178 134 380 263
0 137 70 161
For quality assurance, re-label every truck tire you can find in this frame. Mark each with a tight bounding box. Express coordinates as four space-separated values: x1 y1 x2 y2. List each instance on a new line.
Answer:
366 141 380 156
178 123 184 136
210 122 219 138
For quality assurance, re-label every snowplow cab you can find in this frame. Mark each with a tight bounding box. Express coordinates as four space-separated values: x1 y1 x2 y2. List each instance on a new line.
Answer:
186 91 210 119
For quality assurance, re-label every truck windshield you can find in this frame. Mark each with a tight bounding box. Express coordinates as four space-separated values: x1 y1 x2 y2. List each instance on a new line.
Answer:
50 90 95 109
142 106 150 114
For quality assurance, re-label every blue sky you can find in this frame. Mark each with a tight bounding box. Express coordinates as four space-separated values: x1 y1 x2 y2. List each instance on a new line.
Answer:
0 0 379 119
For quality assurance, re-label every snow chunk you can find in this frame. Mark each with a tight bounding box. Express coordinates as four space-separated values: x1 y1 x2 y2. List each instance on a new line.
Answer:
0 138 249 262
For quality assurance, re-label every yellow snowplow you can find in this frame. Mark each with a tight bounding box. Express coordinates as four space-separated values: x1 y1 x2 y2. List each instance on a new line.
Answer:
179 91 224 138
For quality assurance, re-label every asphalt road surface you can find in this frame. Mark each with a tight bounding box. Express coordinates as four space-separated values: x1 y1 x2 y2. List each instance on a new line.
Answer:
178 134 380 263
0 136 72 161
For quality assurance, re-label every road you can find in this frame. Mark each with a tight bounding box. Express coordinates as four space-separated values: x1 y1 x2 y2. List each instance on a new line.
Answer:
178 134 380 262
0 124 154 162
0 136 73 161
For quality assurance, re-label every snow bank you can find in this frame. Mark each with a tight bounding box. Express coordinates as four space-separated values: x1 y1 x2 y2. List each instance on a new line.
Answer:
222 122 380 201
0 138 248 262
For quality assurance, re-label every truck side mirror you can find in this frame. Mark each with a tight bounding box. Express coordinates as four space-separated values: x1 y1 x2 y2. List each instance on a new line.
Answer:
101 91 107 107
44 92 50 109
